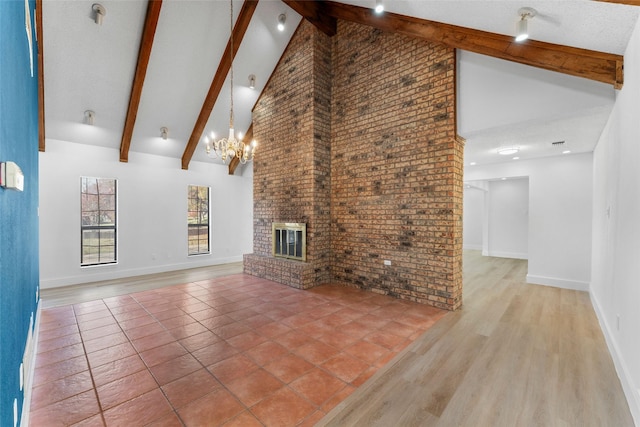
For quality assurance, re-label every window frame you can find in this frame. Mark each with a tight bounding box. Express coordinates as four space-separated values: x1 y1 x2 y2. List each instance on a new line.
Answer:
187 185 211 256
80 176 118 267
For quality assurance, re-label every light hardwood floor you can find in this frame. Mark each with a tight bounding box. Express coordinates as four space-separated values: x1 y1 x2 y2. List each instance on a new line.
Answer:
318 251 634 426
39 253 634 426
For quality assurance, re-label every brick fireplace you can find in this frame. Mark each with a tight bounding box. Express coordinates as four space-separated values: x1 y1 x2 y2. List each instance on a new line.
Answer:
244 20 463 310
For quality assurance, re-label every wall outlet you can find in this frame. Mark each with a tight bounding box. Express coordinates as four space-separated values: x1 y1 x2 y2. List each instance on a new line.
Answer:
383 260 391 266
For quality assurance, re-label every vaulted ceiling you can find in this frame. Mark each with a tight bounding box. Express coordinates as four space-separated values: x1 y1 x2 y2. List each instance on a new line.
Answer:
39 0 640 173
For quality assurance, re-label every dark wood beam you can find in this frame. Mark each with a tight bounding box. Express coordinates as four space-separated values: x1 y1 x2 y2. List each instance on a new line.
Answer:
36 0 45 152
181 0 259 170
323 1 623 88
228 123 253 175
119 0 163 163
282 0 336 36
595 0 640 5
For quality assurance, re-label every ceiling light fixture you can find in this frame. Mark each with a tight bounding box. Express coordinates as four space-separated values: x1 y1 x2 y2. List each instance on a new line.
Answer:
515 7 536 42
512 156 520 160
374 0 384 14
277 13 286 31
248 74 256 90
92 3 106 25
498 147 519 155
469 162 477 166
203 0 257 165
84 110 95 125
160 127 168 140
562 150 571 154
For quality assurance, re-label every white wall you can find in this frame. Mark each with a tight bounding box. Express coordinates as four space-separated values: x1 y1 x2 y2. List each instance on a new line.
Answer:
457 50 615 135
590 16 640 424
465 153 593 291
487 178 528 259
463 187 484 250
39 140 253 288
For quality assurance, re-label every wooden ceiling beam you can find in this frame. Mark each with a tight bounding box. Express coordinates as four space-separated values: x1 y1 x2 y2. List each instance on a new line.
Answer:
181 0 259 170
282 0 336 36
37 0 45 152
595 0 640 5
322 1 623 88
119 0 163 163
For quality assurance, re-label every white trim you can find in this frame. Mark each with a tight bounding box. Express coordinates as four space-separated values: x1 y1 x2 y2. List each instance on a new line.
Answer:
525 274 589 292
463 244 483 250
39 256 243 289
487 251 528 260
590 292 640 426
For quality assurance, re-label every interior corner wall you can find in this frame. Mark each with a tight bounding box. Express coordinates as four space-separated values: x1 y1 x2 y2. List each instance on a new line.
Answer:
39 140 253 288
486 178 529 259
463 187 484 250
0 1 40 425
590 15 640 424
465 153 593 291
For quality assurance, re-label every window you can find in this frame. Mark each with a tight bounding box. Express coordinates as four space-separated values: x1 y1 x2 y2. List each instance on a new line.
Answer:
188 185 210 255
81 177 117 266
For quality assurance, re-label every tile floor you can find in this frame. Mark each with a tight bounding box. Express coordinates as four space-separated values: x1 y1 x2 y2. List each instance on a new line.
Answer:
30 274 446 426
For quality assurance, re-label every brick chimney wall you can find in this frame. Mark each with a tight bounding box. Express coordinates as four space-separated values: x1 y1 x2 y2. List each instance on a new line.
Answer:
244 20 463 310
244 21 332 290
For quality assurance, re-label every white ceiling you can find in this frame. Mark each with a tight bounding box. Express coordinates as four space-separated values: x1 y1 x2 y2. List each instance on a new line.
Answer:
42 0 640 169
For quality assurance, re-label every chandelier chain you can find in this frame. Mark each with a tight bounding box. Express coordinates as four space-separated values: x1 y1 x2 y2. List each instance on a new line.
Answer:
203 0 256 165
229 0 234 129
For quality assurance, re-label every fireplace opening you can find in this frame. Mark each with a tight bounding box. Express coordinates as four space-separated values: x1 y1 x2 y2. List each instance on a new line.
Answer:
272 222 306 261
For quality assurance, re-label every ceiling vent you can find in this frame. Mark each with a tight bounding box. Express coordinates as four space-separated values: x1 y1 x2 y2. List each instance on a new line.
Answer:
551 141 565 146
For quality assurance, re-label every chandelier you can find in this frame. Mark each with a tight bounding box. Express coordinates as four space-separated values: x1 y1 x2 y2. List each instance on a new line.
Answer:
203 0 257 165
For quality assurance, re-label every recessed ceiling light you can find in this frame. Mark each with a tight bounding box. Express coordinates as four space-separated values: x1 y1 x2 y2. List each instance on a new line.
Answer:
469 162 477 166
498 147 519 155
562 150 571 154
501 177 507 180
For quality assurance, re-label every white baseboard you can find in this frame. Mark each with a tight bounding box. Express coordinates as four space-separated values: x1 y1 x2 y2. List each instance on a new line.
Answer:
463 244 483 250
40 256 244 289
590 293 640 426
487 250 528 260
525 274 589 292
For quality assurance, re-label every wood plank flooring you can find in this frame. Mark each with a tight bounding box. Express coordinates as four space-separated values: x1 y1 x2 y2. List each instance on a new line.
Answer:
318 251 635 427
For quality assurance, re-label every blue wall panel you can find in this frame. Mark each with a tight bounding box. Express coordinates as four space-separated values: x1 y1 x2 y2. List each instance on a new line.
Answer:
0 0 40 425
